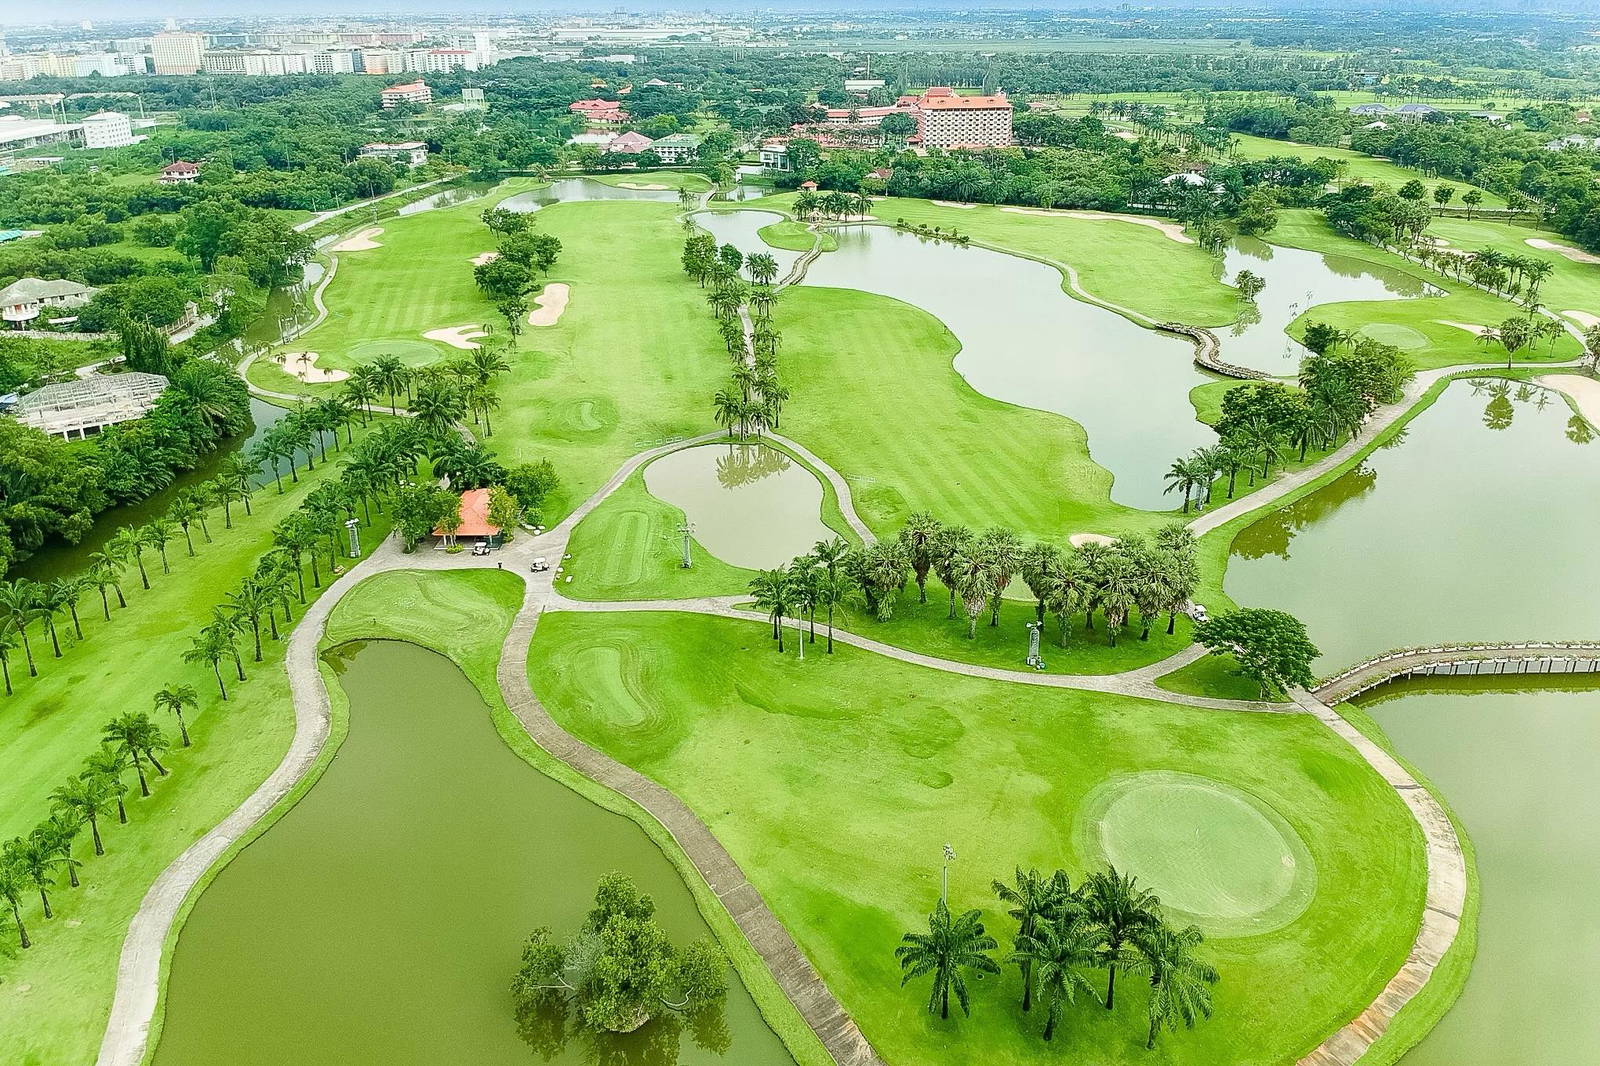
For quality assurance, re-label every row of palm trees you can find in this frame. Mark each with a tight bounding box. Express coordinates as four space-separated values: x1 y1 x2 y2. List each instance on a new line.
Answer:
334 344 511 429
897 865 1217 1050
0 452 260 693
749 515 1201 653
1 703 187 951
1410 244 1557 311
793 189 873 221
684 230 793 443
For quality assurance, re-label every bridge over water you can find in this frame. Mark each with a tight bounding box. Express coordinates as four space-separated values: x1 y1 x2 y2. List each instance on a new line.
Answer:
1312 641 1600 706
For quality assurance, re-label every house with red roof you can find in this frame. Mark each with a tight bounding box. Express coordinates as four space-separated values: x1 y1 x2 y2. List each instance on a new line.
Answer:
607 131 655 154
158 160 200 185
433 488 502 547
569 98 628 124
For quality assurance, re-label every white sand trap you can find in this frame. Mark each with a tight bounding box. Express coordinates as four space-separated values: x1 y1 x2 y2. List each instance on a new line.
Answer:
1538 375 1600 427
1526 238 1600 264
1112 130 1140 141
1069 532 1118 548
1562 310 1599 330
1062 210 1194 244
277 352 349 384
423 325 488 350
616 182 671 190
931 199 976 208
1436 320 1496 337
470 251 500 266
332 227 383 252
528 283 570 326
836 213 876 222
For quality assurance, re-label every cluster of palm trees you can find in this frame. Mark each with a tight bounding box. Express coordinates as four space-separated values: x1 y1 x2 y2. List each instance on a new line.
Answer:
1411 244 1556 311
793 189 873 221
1 700 188 952
685 232 792 442
0 453 261 695
749 515 1200 654
1475 314 1571 369
334 344 510 431
897 865 1217 1050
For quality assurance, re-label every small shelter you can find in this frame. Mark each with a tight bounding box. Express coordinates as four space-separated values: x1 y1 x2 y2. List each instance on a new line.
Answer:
433 487 502 548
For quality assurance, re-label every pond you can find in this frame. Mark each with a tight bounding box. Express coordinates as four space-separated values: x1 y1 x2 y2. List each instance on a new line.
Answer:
151 639 795 1066
803 224 1214 511
643 444 837 570
395 182 499 216
11 396 287 583
1225 381 1600 672
688 210 803 281
1360 678 1600 1065
1218 237 1439 376
500 178 685 212
720 185 772 202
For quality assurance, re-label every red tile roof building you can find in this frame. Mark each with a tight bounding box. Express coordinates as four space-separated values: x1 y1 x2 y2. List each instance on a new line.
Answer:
434 488 501 541
910 87 1013 148
380 80 432 109
606 131 655 154
569 98 628 123
158 160 201 184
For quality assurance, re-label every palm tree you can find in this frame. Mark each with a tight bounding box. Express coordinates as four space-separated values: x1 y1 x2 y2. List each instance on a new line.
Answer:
1163 456 1204 513
102 712 168 797
3 835 62 919
748 568 793 652
0 627 16 695
895 900 1001 1020
144 519 177 575
217 453 257 515
110 527 150 590
47 577 84 642
88 547 129 609
207 607 247 682
1130 922 1219 1049
52 775 116 855
153 683 199 747
712 387 742 438
976 527 1022 627
898 512 943 604
37 580 68 658
953 549 995 640
930 525 975 620
1013 915 1104 1040
82 746 131 824
36 815 84 888
1080 867 1163 1010
0 861 30 948
0 579 39 676
168 497 200 556
993 867 1073 1012
83 561 120 622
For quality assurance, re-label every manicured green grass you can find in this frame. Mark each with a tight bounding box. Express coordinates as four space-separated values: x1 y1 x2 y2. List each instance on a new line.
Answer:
757 219 835 252
1268 210 1581 369
527 610 1427 1066
1422 216 1600 322
321 569 833 1066
1154 651 1265 702
589 171 712 192
0 422 391 1066
1228 133 1509 209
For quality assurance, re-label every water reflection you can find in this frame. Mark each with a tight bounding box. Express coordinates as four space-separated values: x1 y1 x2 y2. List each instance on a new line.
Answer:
501 179 683 213
396 182 498 215
1218 238 1438 376
687 210 802 281
1226 383 1600 668
643 444 835 569
517 998 733 1065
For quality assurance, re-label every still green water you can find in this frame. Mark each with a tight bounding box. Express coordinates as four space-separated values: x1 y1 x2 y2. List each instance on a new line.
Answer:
1226 381 1600 670
152 640 793 1066
1362 678 1600 1064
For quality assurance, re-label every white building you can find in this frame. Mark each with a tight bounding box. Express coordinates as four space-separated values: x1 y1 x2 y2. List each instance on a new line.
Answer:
360 141 428 167
1 277 98 328
12 372 169 440
759 138 791 171
81 111 133 149
0 117 82 153
844 78 886 94
310 49 357 75
152 32 206 75
381 80 432 109
404 48 478 73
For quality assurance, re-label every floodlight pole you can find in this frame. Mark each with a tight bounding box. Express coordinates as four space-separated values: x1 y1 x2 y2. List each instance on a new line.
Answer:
941 843 956 907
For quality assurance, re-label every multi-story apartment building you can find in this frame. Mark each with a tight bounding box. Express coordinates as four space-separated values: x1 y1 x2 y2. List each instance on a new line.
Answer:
81 110 134 149
380 80 432 109
404 48 478 73
905 87 1013 148
151 32 206 75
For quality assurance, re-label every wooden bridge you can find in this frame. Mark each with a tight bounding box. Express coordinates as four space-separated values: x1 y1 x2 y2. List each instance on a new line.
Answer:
1157 322 1269 380
1312 641 1600 705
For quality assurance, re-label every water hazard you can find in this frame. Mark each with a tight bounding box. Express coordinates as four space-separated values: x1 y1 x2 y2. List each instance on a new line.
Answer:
500 178 684 213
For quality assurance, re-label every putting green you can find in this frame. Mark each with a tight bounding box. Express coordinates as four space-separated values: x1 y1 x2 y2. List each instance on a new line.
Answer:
1359 323 1431 350
344 338 445 366
1073 771 1316 937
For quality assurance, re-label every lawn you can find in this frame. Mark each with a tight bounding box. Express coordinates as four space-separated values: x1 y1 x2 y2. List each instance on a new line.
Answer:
1422 216 1600 323
1228 133 1508 209
318 569 833 1066
756 218 835 252
0 421 391 1066
526 610 1428 1066
589 170 712 192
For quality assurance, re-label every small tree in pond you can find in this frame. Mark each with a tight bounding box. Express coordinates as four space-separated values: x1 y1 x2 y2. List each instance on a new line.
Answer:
1194 608 1320 698
510 873 728 1035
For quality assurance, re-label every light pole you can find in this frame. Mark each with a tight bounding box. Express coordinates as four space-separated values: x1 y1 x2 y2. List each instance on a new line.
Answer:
941 843 956 907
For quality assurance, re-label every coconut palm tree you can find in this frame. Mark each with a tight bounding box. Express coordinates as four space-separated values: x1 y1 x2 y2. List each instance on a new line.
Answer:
81 746 131 824
48 577 85 642
109 527 150 590
1163 456 1205 513
35 579 69 658
217 453 257 515
895 900 1000 1020
3 835 62 919
898 512 943 604
36 815 84 889
0 627 17 695
51 775 116 856
993 867 1074 1011
747 252 779 286
1013 915 1104 1040
0 580 38 677
183 627 231 700
1130 922 1219 1049
167 497 200 556
206 607 247 682
153 683 199 748
102 712 168 797
0 861 30 948
1080 866 1163 1010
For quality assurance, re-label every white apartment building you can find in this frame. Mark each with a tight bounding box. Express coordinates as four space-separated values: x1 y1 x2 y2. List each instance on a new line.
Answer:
361 49 404 75
380 80 432 109
152 32 206 75
81 111 133 149
404 48 478 73
911 88 1013 148
360 141 428 167
311 50 357 75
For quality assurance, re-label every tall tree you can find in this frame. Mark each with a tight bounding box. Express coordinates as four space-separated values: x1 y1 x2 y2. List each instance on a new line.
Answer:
895 900 1001 1021
1080 867 1163 1011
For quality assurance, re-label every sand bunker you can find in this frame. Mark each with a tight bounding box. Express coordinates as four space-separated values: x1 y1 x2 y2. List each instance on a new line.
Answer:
1064 210 1194 244
616 182 671 190
1112 130 1140 142
1538 374 1600 428
1069 533 1118 548
931 199 976 209
332 227 383 252
1436 320 1496 337
423 325 488 350
277 352 349 384
470 251 500 266
528 283 571 327
1526 238 1600 265
1563 310 1599 330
